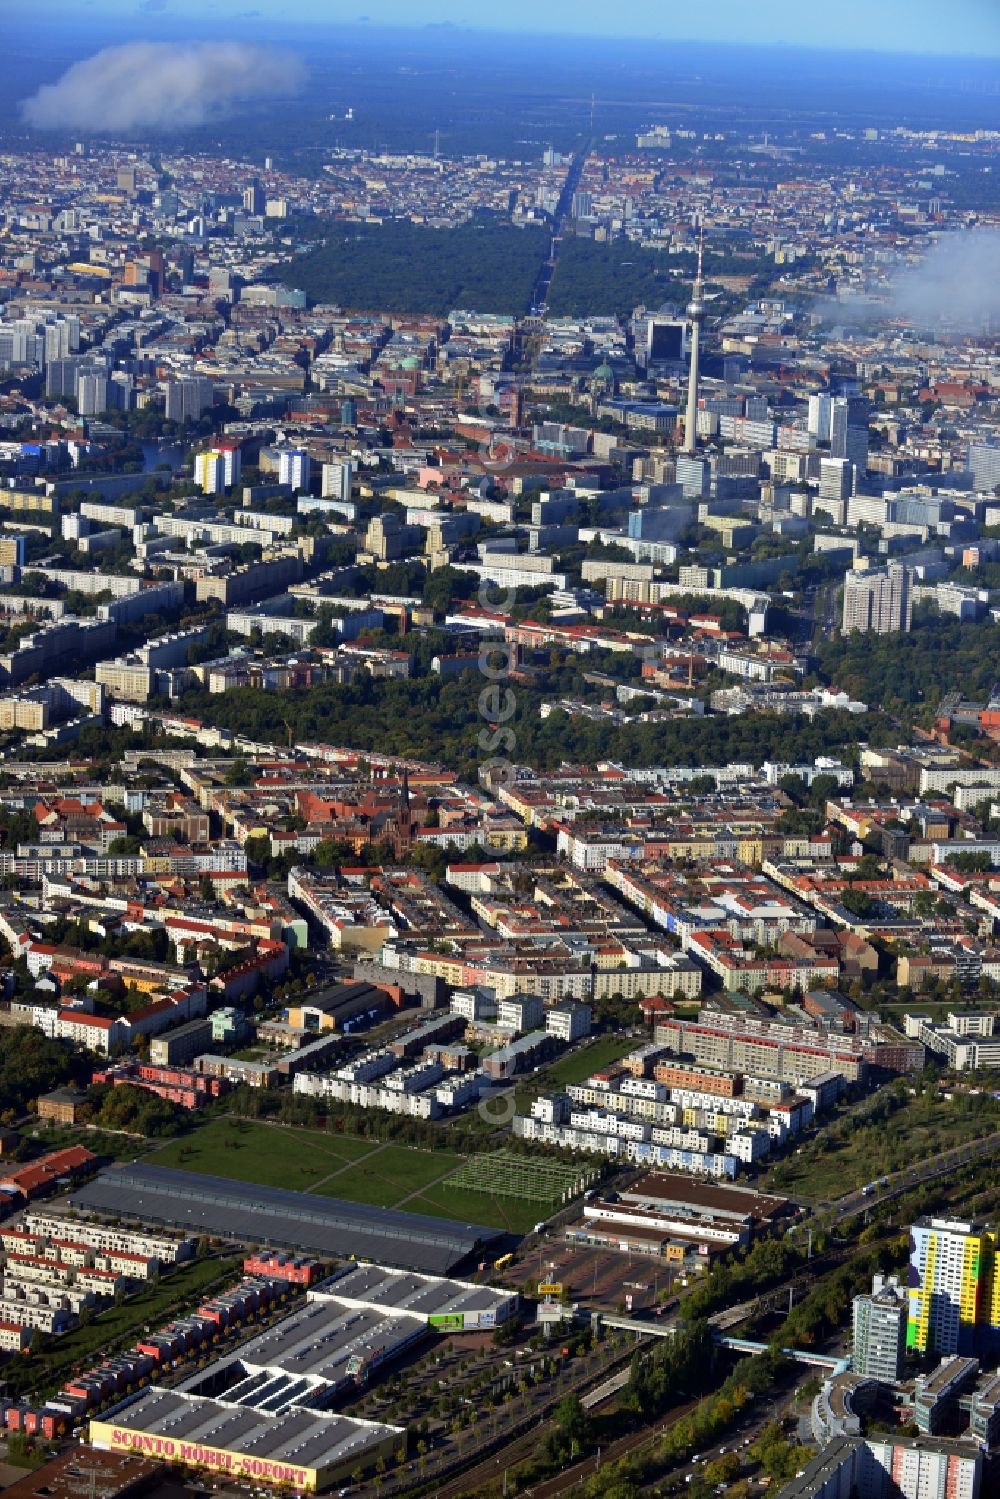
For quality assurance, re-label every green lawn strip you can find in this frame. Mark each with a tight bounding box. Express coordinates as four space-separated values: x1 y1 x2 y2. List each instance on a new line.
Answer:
513 1034 637 1111
543 1035 636 1086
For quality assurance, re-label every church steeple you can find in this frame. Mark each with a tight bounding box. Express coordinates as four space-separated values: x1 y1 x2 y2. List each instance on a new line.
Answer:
394 769 413 856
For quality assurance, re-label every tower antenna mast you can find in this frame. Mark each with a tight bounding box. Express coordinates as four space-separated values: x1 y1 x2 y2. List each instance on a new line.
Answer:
682 222 706 457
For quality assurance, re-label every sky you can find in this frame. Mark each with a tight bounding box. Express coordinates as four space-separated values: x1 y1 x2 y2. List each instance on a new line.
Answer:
14 0 1000 57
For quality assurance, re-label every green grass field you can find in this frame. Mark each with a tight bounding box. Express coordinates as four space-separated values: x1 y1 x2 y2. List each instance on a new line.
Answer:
410 1152 595 1235
543 1035 637 1086
151 1118 374 1191
144 1121 599 1235
147 1118 575 1234
314 1142 464 1208
405 1181 546 1236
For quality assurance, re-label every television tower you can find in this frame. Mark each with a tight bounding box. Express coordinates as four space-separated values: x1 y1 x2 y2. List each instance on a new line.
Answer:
682 227 706 457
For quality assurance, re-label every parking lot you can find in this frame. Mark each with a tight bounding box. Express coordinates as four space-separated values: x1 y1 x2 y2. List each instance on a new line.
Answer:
493 1238 682 1315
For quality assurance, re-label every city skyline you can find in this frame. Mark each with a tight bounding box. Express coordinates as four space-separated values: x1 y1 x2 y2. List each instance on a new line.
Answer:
4 11 1000 1499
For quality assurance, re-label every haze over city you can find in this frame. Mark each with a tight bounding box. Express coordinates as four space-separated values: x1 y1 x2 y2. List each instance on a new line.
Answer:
18 0 1000 55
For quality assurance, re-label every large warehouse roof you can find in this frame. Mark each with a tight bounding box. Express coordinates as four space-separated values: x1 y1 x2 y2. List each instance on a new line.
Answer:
224 1295 424 1393
93 1386 397 1481
621 1171 790 1224
69 1164 505 1276
321 1262 514 1321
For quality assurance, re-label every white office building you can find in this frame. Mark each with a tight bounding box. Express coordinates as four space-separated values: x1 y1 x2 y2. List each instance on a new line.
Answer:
322 461 354 502
278 449 311 491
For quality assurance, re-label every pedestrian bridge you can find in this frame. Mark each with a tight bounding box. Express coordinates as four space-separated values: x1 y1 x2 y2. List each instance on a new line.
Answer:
718 1334 849 1374
588 1316 849 1375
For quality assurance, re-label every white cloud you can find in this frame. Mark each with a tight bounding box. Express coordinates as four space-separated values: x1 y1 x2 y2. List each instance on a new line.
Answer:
819 230 1000 335
21 41 305 134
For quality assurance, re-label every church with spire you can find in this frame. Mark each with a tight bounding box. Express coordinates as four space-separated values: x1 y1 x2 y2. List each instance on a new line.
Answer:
392 770 413 858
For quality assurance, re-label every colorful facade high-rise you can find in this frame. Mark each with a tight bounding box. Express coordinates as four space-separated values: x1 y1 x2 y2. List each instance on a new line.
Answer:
907 1218 1000 1356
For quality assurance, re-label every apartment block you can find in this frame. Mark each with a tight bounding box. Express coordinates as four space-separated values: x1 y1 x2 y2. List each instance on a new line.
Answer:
842 564 913 636
907 1217 1000 1356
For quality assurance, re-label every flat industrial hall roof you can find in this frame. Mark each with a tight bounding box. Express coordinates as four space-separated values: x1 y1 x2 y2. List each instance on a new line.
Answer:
69 1163 505 1276
96 1387 397 1476
320 1262 513 1319
222 1295 424 1389
622 1170 790 1222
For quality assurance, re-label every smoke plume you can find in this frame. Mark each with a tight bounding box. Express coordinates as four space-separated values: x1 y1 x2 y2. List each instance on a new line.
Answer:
21 41 305 134
818 229 1000 334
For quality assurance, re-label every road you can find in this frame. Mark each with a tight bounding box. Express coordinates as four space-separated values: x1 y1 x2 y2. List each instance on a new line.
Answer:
818 1129 1000 1221
808 581 840 643
527 144 590 313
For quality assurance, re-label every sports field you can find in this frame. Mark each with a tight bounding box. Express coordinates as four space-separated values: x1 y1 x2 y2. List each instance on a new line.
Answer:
149 1119 577 1235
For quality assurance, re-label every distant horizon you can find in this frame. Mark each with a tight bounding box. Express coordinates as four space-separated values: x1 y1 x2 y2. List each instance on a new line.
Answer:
12 5 1000 61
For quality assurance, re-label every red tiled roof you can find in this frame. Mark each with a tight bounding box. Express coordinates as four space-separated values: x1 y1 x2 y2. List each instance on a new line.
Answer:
0 1146 95 1196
